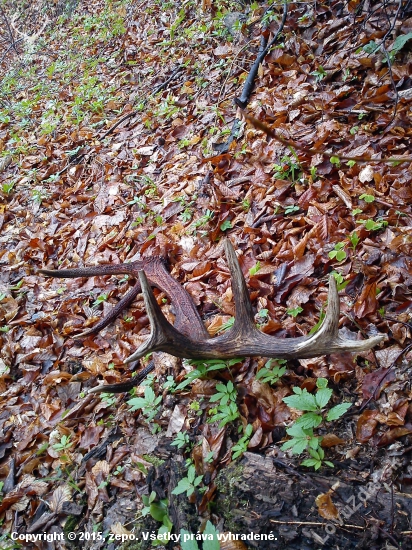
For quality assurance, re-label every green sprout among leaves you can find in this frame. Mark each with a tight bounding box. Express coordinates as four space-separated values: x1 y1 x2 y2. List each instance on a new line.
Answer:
232 424 253 460
282 378 351 469
256 359 287 385
52 435 73 453
328 242 346 262
311 65 327 81
172 464 203 497
220 220 232 232
249 261 261 276
92 293 108 307
208 380 240 428
287 306 303 318
357 218 388 231
174 358 242 392
141 491 173 546
128 386 162 422
359 193 375 203
180 520 219 550
171 431 191 450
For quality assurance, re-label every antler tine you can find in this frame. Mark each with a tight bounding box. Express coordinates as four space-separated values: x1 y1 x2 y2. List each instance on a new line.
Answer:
125 270 204 363
39 265 136 279
76 280 142 338
223 240 258 332
292 274 385 357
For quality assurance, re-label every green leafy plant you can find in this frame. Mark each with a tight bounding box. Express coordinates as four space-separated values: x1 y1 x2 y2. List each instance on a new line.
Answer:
141 491 173 546
163 375 176 391
99 392 117 407
32 188 49 204
328 242 346 262
249 261 261 276
128 386 162 422
330 271 349 292
208 380 239 428
2 180 15 194
287 306 303 318
311 65 327 81
388 32 412 60
256 359 287 385
172 464 203 497
220 219 232 232
284 204 300 215
242 198 250 211
359 193 375 203
190 209 214 233
171 431 191 450
232 424 253 460
273 154 301 181
92 293 108 307
52 435 73 453
282 378 351 469
180 520 219 550
174 357 241 391
349 231 359 251
357 218 388 231
215 317 235 334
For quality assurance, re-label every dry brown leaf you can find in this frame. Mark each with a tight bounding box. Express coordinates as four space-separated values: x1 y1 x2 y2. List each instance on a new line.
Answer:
49 485 71 513
315 491 339 520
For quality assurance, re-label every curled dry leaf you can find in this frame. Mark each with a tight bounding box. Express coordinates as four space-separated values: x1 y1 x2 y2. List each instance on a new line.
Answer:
356 409 379 443
165 404 186 437
315 491 339 520
376 424 412 447
321 433 346 448
361 367 396 400
111 522 133 536
219 538 248 550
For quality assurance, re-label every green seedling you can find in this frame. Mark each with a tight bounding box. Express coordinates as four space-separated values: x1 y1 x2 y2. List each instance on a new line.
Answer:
282 378 351 469
52 435 73 453
208 381 239 428
328 242 346 262
220 220 232 232
172 464 203 497
284 205 300 215
128 386 162 422
175 358 242 391
249 261 261 276
180 521 219 550
256 359 287 385
141 491 173 546
215 317 235 334
232 424 253 460
359 193 375 203
357 218 388 231
171 431 191 450
311 65 327 81
92 293 108 307
287 306 303 318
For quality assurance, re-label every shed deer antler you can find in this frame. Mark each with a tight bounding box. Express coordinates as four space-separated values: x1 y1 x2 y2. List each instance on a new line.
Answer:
40 240 383 365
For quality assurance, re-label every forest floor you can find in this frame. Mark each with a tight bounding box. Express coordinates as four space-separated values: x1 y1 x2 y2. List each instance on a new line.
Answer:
0 0 412 548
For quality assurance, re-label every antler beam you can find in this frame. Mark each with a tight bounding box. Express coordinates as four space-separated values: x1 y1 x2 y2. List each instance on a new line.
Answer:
40 240 383 364
126 240 383 362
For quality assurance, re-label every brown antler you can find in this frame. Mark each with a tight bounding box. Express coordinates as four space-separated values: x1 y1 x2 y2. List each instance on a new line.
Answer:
40 240 384 365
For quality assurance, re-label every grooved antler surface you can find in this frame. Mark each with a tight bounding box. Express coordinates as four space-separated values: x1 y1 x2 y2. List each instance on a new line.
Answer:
40 240 384 364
